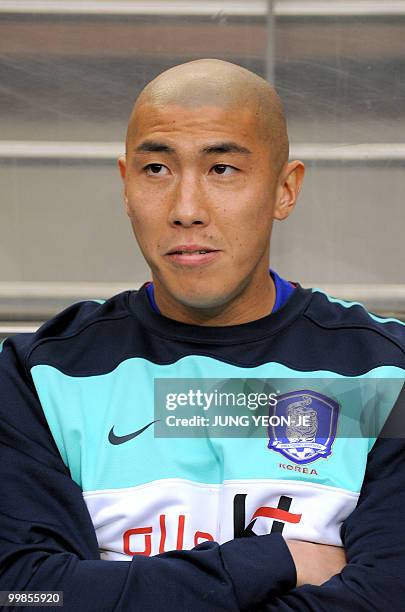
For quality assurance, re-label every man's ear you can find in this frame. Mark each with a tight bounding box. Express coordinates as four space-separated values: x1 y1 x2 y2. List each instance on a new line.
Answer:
118 155 126 180
273 160 305 221
117 155 129 210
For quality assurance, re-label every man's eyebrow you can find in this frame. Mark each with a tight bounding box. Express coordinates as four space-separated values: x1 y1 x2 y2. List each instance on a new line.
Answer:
134 141 176 154
133 140 252 156
200 142 252 155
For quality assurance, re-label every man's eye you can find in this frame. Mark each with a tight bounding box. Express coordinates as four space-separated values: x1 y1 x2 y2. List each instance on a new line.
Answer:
211 165 236 176
144 164 168 175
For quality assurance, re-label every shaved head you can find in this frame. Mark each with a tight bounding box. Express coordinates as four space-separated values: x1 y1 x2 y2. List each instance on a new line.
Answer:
126 59 289 173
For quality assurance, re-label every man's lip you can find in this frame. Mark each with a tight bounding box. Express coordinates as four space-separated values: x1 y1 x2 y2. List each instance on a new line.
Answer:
165 250 221 267
166 244 219 255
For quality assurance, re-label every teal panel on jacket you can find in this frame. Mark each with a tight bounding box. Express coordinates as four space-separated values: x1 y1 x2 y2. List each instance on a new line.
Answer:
31 357 404 495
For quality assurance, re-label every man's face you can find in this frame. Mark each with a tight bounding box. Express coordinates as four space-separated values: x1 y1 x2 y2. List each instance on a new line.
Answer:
119 102 291 310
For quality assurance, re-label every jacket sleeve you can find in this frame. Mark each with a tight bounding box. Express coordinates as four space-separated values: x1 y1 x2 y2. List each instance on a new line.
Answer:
0 336 296 612
257 433 405 611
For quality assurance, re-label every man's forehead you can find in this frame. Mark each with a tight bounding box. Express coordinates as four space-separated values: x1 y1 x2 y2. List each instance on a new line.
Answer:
128 102 264 148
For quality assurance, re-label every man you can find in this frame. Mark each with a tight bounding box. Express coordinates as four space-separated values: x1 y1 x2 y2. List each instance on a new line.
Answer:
1 59 404 611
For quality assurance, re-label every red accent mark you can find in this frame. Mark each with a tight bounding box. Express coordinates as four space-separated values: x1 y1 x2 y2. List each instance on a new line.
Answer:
251 506 302 524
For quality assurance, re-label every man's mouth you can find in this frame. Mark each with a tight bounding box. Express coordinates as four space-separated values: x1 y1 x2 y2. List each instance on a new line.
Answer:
169 249 213 255
165 245 221 267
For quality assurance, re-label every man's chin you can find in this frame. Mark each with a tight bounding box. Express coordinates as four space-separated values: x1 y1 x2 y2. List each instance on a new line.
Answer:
151 271 244 312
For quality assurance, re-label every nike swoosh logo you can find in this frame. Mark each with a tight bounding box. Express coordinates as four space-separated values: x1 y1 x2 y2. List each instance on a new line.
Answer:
108 420 159 445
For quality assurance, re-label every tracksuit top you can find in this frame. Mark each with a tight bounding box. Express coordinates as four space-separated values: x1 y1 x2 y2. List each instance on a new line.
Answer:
1 278 405 611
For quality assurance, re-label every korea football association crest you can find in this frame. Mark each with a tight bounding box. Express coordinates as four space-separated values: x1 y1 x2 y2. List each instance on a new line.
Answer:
268 390 339 465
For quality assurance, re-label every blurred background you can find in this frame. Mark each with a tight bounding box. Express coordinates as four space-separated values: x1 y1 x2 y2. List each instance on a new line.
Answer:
1 0 404 337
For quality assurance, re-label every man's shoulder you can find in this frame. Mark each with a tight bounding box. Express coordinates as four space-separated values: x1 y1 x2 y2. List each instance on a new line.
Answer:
1 290 135 370
304 286 405 355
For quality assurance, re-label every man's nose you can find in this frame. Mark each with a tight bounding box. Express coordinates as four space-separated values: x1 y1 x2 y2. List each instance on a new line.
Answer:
168 173 210 228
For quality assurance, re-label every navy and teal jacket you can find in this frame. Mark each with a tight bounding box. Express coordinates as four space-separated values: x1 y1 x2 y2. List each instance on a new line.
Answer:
1 281 405 611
